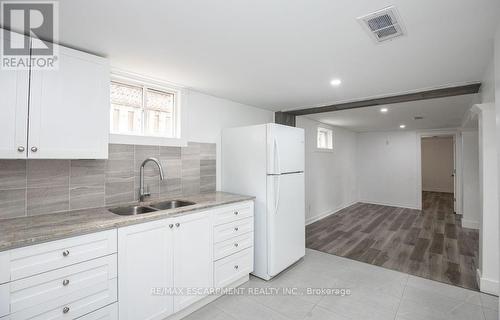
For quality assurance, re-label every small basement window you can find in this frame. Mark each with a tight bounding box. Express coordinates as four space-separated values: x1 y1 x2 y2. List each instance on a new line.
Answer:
317 127 333 150
110 78 180 138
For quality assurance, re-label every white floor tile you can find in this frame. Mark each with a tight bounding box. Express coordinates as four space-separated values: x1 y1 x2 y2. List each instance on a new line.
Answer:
213 294 291 320
406 275 481 306
183 250 496 320
303 305 352 320
483 307 499 320
481 293 499 311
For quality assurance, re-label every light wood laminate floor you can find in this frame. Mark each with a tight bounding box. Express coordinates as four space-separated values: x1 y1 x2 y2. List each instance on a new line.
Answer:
306 192 480 291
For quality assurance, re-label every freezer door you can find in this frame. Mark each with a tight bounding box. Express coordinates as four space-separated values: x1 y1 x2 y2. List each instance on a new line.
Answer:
267 173 305 277
267 124 305 174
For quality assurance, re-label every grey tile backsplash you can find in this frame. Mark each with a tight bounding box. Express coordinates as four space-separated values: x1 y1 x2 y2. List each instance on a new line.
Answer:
0 142 216 219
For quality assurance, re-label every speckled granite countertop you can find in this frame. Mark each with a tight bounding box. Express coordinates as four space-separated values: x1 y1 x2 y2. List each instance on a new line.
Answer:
0 192 254 252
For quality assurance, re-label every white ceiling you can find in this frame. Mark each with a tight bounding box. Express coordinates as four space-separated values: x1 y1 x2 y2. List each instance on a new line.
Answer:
8 0 499 111
306 94 478 132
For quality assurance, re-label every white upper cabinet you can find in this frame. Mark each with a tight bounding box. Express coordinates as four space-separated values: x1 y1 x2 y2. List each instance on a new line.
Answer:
28 42 110 159
0 32 29 159
0 30 110 159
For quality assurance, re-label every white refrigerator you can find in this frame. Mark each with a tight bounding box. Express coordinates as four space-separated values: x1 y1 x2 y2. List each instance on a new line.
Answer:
222 123 305 280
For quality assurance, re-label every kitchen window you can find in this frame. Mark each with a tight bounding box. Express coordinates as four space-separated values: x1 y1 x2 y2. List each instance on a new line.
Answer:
317 127 333 150
110 78 180 139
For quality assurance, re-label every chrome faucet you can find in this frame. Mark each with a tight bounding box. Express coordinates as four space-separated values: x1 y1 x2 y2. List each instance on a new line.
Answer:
139 157 165 202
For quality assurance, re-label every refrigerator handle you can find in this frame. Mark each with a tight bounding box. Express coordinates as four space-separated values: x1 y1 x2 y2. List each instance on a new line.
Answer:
274 175 281 214
273 138 281 174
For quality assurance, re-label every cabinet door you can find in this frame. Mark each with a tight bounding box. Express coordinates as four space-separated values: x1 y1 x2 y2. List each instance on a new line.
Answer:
28 42 110 159
173 212 213 312
0 31 29 159
118 219 174 320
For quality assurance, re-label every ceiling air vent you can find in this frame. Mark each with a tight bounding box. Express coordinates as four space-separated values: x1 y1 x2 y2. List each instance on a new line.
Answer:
357 6 406 43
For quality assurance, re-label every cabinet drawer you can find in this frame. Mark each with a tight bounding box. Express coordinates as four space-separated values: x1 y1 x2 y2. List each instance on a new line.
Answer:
213 202 253 226
10 230 117 281
10 254 116 314
10 277 116 320
214 232 253 261
214 248 253 288
0 251 9 284
76 303 117 320
0 283 8 318
214 217 253 243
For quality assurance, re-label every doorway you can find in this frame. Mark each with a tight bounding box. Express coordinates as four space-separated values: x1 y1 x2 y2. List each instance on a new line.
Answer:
421 136 456 211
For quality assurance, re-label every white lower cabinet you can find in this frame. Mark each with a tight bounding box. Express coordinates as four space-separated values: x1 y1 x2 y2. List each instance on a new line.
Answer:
77 303 117 320
0 283 9 318
0 200 253 320
118 219 174 320
173 213 213 312
118 211 212 320
214 247 253 288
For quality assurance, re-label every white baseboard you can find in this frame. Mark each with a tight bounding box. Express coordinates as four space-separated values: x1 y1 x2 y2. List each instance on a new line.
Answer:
306 201 358 225
422 188 454 194
462 219 480 229
477 269 499 296
358 199 420 210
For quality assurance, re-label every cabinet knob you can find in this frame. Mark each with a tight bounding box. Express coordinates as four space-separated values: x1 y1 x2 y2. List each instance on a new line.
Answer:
63 279 70 286
63 306 70 314
234 243 239 248
169 224 174 229
17 146 25 152
175 223 180 228
234 211 239 215
31 146 38 152
62 249 70 257
234 265 239 270
234 227 239 231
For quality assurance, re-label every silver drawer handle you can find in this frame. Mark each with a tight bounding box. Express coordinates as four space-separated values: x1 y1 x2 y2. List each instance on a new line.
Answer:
234 211 239 215
175 223 180 228
63 279 70 286
17 146 25 152
31 146 38 152
63 306 70 314
234 243 239 247
234 227 239 231
234 265 239 270
62 250 70 257
169 224 174 229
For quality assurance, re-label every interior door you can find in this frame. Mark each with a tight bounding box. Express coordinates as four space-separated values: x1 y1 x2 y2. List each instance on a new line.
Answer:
173 213 213 312
266 172 305 277
0 31 29 159
267 124 305 174
28 42 110 159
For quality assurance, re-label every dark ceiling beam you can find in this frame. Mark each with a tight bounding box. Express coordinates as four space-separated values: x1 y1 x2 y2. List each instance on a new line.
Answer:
285 83 481 116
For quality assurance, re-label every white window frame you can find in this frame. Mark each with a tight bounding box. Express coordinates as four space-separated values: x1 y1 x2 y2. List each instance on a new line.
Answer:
316 126 333 152
109 70 187 147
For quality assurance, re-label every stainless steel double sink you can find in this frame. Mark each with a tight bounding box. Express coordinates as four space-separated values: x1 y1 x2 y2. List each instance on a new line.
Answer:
109 200 196 216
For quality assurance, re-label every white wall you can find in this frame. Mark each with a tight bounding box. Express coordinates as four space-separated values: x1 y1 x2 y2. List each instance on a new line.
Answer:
357 131 420 209
495 22 500 309
475 103 499 295
184 90 273 190
421 137 454 193
461 131 480 229
296 117 357 224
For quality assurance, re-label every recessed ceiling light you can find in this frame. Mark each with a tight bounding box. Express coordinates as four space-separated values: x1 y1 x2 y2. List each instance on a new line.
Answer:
330 79 342 86
380 108 388 113
399 124 406 129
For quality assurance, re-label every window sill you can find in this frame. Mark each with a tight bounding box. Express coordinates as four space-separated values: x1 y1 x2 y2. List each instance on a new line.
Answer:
315 148 334 153
109 134 188 147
